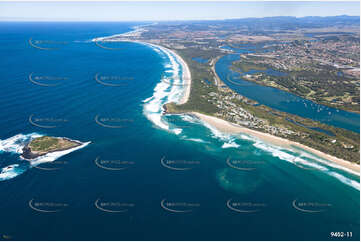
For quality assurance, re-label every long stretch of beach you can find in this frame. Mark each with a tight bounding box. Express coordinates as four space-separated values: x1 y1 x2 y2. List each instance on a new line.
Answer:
168 49 360 175
163 42 360 175
92 31 359 175
173 49 191 104
135 42 191 104
191 111 360 175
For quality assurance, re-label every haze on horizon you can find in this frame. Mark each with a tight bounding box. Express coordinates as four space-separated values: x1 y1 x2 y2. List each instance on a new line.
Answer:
0 1 360 22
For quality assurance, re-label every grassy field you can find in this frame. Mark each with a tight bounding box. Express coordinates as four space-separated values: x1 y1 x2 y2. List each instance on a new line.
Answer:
29 136 79 153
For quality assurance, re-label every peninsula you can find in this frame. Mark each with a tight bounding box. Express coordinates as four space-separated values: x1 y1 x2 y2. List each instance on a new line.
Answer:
94 16 360 171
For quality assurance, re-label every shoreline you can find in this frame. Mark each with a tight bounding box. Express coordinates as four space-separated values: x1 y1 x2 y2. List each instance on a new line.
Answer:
191 111 360 175
21 137 83 160
92 36 191 104
20 137 90 163
92 31 359 176
133 41 192 104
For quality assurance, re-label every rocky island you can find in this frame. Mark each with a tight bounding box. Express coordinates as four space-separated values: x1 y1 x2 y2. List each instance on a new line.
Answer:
21 136 83 160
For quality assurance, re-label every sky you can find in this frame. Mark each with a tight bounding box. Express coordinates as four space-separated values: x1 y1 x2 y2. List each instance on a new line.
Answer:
0 1 359 21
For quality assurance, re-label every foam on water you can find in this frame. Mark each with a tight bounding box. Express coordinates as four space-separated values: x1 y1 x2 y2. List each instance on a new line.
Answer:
0 164 27 181
222 142 240 148
329 172 360 190
142 43 186 135
199 119 241 149
290 146 360 176
0 134 90 181
183 138 209 144
26 141 91 166
0 133 42 154
180 114 200 124
139 40 360 191
253 140 360 190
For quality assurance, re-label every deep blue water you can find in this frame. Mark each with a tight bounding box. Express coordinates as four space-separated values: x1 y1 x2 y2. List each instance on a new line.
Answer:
216 54 360 133
0 22 359 241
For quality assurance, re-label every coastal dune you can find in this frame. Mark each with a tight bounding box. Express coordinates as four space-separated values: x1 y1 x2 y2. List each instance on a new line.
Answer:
147 40 360 176
192 111 360 175
92 31 359 177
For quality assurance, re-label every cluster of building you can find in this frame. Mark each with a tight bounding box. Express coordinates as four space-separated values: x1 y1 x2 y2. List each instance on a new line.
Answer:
206 91 299 138
254 39 360 74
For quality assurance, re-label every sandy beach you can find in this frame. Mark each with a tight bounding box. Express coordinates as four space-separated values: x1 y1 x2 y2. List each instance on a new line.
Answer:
135 42 191 104
92 35 192 105
172 49 191 104
192 111 360 175
92 33 359 176
143 40 360 176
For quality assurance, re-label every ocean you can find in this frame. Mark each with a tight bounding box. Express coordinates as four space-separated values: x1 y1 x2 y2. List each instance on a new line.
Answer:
0 22 359 241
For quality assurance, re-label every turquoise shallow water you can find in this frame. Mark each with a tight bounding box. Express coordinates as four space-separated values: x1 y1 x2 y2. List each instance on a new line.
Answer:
0 22 359 240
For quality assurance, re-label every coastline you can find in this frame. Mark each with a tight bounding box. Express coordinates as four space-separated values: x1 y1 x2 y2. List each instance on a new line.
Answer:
191 111 360 175
131 41 192 104
20 137 90 164
92 36 191 105
92 31 359 176
21 137 83 160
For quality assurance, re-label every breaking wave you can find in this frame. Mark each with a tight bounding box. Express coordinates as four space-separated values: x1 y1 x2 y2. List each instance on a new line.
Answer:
142 43 187 135
0 133 90 181
253 140 359 190
140 40 359 191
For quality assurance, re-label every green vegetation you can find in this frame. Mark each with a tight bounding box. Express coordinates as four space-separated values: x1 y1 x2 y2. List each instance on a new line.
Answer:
165 49 359 163
233 61 268 73
29 136 79 153
118 19 360 163
232 60 360 113
166 50 221 115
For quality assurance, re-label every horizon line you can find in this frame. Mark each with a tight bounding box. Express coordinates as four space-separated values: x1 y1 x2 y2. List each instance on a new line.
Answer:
0 14 359 22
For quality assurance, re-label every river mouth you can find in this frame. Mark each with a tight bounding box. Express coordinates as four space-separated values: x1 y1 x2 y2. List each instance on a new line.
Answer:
0 21 359 241
216 50 360 133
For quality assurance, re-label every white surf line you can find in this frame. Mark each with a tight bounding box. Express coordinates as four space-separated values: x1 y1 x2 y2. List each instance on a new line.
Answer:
192 111 360 190
91 30 360 187
92 35 191 106
92 32 192 135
